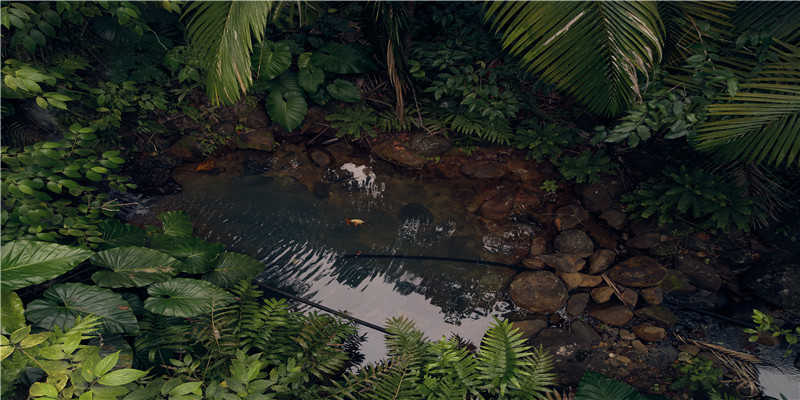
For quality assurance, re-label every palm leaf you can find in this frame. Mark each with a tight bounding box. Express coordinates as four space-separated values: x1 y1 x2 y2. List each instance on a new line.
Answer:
484 1 664 116
731 1 800 43
693 40 800 168
658 1 736 67
183 2 274 106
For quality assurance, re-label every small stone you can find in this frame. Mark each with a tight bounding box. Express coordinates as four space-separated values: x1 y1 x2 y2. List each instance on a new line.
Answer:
590 304 634 327
632 324 666 342
696 251 707 258
521 258 545 269
511 319 548 340
553 229 594 256
632 340 649 354
615 355 631 364
583 220 618 250
567 293 590 316
620 288 639 307
636 305 678 327
556 205 589 230
626 233 664 249
308 148 334 167
619 329 636 341
677 344 700 356
599 208 628 230
558 272 583 291
537 253 586 273
529 236 548 257
578 273 603 288
591 286 615 303
641 287 664 305
757 331 781 346
588 249 616 274
607 256 668 287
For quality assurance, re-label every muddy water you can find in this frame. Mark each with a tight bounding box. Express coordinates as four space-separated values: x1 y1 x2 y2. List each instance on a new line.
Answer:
129 152 525 362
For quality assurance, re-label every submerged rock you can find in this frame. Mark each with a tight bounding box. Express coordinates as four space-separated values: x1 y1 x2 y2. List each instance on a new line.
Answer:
508 270 568 314
409 132 450 157
398 203 434 225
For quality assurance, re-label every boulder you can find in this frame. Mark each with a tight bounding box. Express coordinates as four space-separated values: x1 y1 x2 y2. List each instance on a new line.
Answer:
674 254 722 291
537 253 585 273
588 249 616 274
553 229 594 256
575 183 613 212
589 304 634 327
508 271 569 314
556 205 589 230
460 161 507 180
607 256 667 287
372 140 428 168
632 324 666 342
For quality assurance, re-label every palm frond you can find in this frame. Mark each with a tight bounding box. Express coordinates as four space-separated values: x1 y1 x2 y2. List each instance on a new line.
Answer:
483 1 664 116
731 1 800 43
183 2 275 106
367 2 413 122
693 40 800 168
658 1 736 67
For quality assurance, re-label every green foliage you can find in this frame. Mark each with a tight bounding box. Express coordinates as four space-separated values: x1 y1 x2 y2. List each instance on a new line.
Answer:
0 290 25 335
556 150 618 184
1 124 134 246
671 356 723 392
266 89 309 132
1 59 73 110
623 165 756 232
539 180 559 194
144 278 235 318
743 309 799 357
575 370 647 400
0 240 92 291
327 106 378 139
90 246 184 288
514 124 578 162
311 42 376 75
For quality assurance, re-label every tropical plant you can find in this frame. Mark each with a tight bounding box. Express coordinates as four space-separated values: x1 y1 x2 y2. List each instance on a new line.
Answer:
326 105 378 139
514 123 579 162
743 309 799 357
556 150 618 184
671 356 724 393
623 164 756 232
574 370 649 400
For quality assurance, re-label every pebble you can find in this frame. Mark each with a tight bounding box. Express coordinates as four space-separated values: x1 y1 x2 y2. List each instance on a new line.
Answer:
619 329 636 341
677 344 699 356
591 286 614 303
631 340 649 353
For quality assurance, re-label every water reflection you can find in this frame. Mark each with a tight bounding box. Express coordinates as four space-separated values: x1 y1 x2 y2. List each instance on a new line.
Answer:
134 160 517 361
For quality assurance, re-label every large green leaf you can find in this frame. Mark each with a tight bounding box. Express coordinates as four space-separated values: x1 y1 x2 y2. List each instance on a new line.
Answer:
575 370 645 400
484 1 664 116
254 40 292 80
160 237 226 274
144 278 234 317
266 90 308 132
310 42 375 74
265 71 303 94
327 79 361 102
90 247 183 288
298 66 325 93
98 219 147 250
1 290 25 335
157 210 193 237
202 252 264 288
26 283 138 334
1 240 93 291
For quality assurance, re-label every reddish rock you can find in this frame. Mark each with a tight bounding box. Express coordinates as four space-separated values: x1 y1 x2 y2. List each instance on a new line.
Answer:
508 271 569 314
607 256 668 287
537 253 585 273
632 324 666 342
589 304 634 327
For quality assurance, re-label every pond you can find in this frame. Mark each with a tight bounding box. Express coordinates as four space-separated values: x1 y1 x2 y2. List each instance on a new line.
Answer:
129 148 528 362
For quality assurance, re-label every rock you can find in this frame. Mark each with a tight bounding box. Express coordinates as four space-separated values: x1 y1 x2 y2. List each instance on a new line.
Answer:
236 128 275 152
558 272 583 291
589 304 634 327
460 161 507 180
611 354 631 365
626 233 664 249
244 108 269 128
308 148 334 167
659 270 694 294
528 328 586 386
571 320 601 345
477 226 532 265
478 187 517 220
521 258 545 269
553 230 594 256
212 120 236 136
591 286 614 303
632 324 666 342
741 251 800 313
478 266 518 291
567 293 590 315
632 340 649 354
718 248 755 268
556 205 589 230
607 256 668 287
582 220 618 250
398 203 434 224
511 319 548 340
529 236 548 257
681 235 708 251
677 344 699 356
640 287 664 305
538 253 585 273
674 254 722 291
647 344 679 370
599 208 628 230
757 331 781 346
588 249 616 274
508 271 569 314
601 177 626 200
372 140 428 168
575 183 613 212
650 240 679 257
578 273 603 288
164 136 205 161
409 133 450 157
629 219 664 236
636 305 678 327
619 329 636 340
620 288 638 307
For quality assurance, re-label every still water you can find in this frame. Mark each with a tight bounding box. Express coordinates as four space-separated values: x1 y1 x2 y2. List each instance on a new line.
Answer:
131 155 521 362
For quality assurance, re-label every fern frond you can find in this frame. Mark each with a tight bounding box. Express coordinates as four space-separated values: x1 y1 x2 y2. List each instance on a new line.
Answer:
449 113 512 145
239 297 303 365
133 313 194 369
476 318 534 397
325 361 395 400
514 346 556 398
293 313 357 379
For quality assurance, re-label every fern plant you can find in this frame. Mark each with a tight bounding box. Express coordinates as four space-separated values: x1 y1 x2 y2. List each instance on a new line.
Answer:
513 123 578 162
556 150 618 184
623 165 757 232
327 106 378 139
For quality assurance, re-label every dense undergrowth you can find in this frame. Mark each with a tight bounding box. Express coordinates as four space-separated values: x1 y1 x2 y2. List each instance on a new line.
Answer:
2 1 799 399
